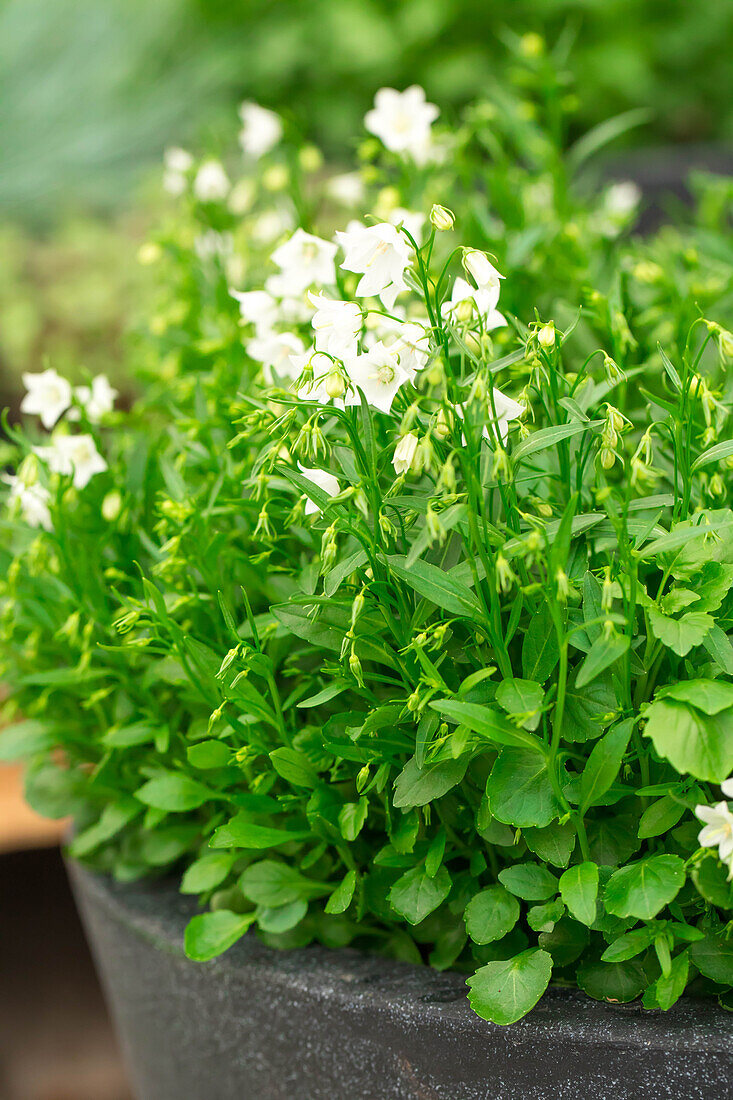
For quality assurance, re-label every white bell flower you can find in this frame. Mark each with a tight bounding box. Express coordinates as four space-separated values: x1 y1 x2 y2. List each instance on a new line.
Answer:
374 318 431 376
36 434 107 490
392 432 419 476
270 229 338 295
21 369 72 429
442 277 506 331
308 292 362 360
162 147 193 195
251 207 295 246
74 375 118 423
247 332 305 384
364 86 439 160
230 289 279 337
326 172 366 207
238 102 283 159
3 475 52 530
463 250 504 295
344 341 413 414
336 221 412 310
695 800 733 864
193 160 230 202
297 463 340 515
721 777 733 799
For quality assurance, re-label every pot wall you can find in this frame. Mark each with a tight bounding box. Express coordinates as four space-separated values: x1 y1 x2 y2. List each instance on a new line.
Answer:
67 862 732 1100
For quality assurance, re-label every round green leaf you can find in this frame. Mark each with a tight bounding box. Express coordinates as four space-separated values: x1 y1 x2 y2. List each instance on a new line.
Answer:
464 886 519 945
604 855 685 920
467 948 553 1025
184 910 254 961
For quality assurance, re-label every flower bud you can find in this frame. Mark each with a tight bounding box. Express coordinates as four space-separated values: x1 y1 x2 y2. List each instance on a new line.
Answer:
495 554 515 594
555 569 571 602
349 648 364 687
262 164 289 192
392 432 419 476
102 490 123 523
325 370 346 399
537 322 556 349
430 204 455 231
298 145 323 173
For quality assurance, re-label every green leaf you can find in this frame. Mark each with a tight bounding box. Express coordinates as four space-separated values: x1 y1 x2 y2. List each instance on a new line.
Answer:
527 898 565 933
566 107 652 172
431 698 544 751
522 604 560 683
296 682 350 708
325 869 357 914
256 899 308 933
338 798 368 841
578 719 633 814
239 860 327 907
0 720 56 761
604 855 685 920
576 960 647 1003
575 633 630 689
691 853 733 909
487 747 562 827
67 798 141 859
637 795 685 838
691 439 733 473
523 822 576 868
464 886 520 945
498 863 558 900
689 932 733 985
601 926 656 962
702 626 733 675
187 739 232 769
393 755 467 809
210 814 309 849
644 698 733 782
467 949 553 1025
389 865 451 924
495 678 544 731
136 773 212 812
385 555 482 617
654 950 690 1010
104 721 161 748
559 862 599 926
658 678 733 715
647 607 713 657
269 747 319 788
184 910 255 961
512 421 601 462
181 852 236 894
562 674 616 743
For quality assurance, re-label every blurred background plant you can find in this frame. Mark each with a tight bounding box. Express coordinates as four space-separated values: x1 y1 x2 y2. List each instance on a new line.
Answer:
1 0 732 407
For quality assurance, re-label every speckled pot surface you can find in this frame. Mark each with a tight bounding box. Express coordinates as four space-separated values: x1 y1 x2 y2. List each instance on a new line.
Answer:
67 861 732 1100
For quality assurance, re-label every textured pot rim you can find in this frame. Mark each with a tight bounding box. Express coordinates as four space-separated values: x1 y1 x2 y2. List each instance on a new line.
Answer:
68 859 733 1055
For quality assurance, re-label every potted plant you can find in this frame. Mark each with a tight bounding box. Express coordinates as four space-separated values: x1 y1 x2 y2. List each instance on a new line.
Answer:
1 52 732 1099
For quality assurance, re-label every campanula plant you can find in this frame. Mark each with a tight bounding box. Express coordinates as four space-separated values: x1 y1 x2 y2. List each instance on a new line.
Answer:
2 57 733 1025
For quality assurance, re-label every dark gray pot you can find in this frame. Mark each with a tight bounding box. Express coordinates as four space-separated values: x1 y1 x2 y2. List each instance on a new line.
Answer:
67 861 732 1100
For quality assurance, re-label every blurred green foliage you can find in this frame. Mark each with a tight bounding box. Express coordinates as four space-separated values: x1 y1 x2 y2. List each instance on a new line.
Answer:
1 0 732 219
0 0 730 408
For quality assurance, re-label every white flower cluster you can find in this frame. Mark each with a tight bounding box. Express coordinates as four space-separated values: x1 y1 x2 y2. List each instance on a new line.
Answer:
7 368 114 528
695 777 733 878
219 86 522 510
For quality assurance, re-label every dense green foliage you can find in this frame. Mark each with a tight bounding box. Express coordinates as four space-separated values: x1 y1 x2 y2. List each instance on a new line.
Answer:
2 72 733 1024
